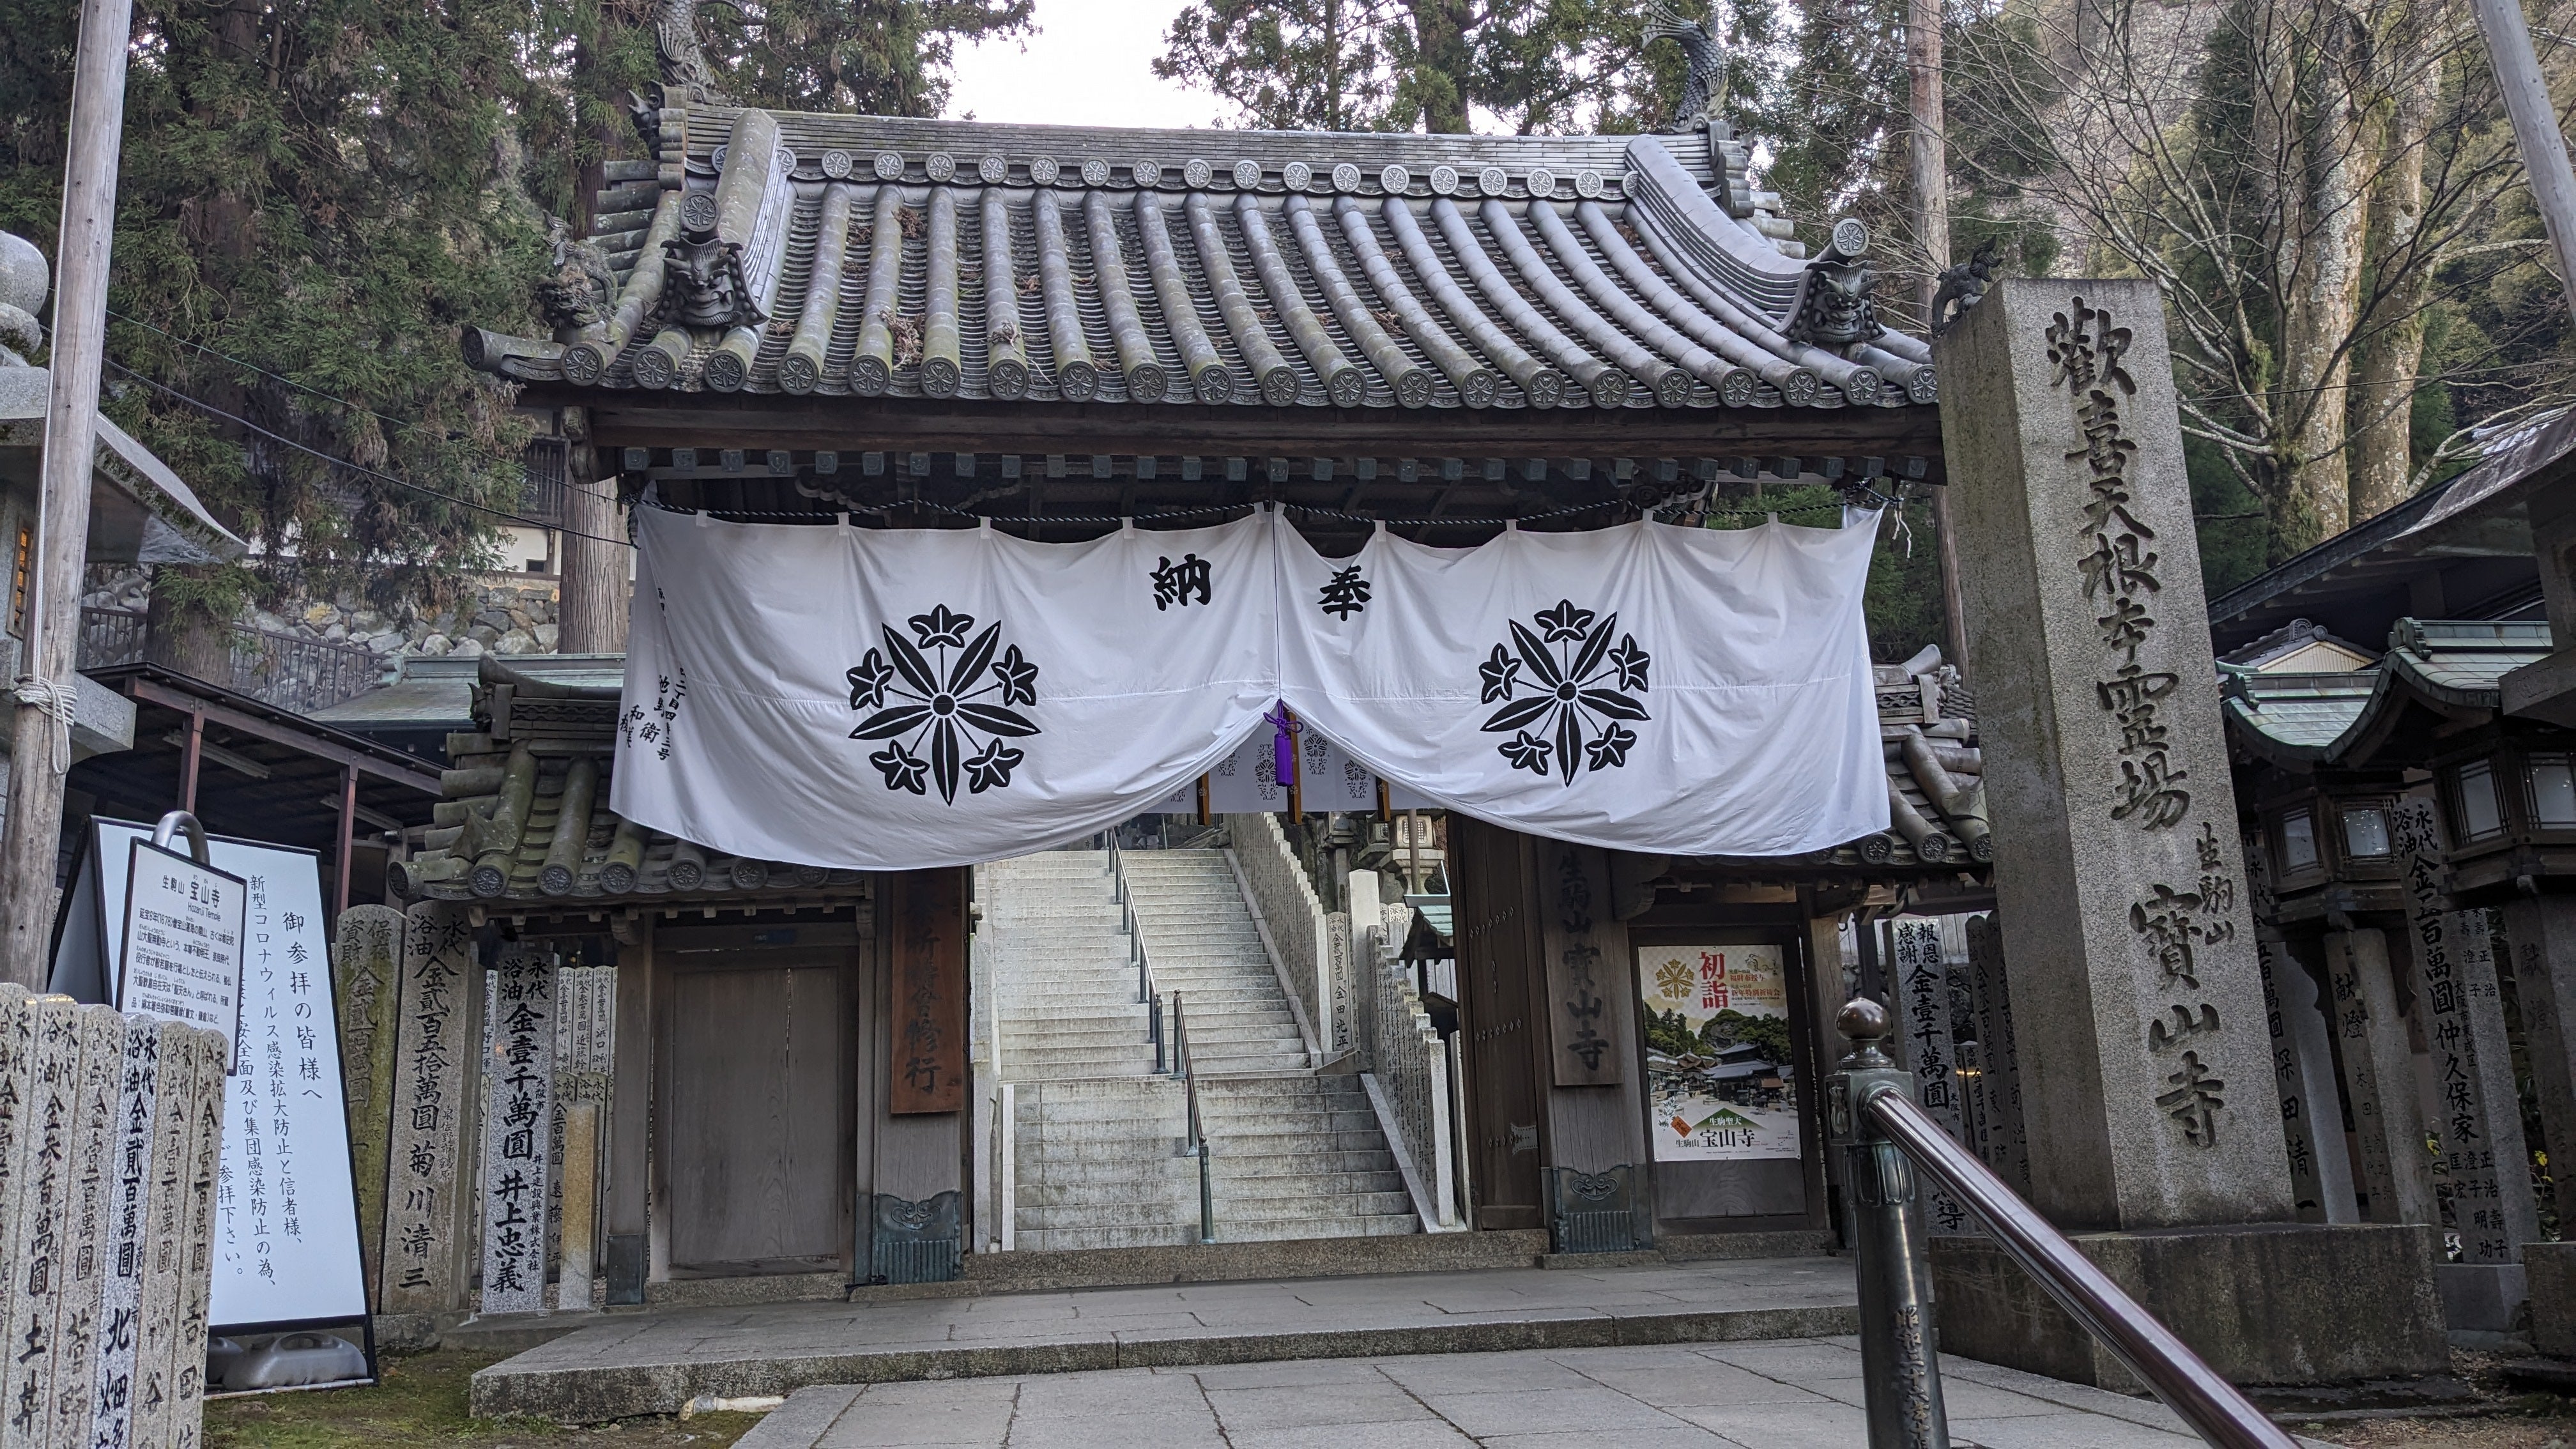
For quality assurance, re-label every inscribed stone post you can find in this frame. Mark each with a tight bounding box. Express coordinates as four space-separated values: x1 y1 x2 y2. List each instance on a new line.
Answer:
129 1009 202 1449
553 965 614 1312
172 1027 230 1441
381 901 479 1317
1326 911 1354 1056
479 946 556 1315
1960 915 2030 1195
1889 918 1970 1234
2503 895 2576 1225
2391 800 2539 1258
90 1018 171 1449
2257 940 2335 1222
1935 279 2292 1227
332 903 405 1294
43 1004 122 1445
0 983 33 1393
4 995 85 1444
2324 929 2437 1225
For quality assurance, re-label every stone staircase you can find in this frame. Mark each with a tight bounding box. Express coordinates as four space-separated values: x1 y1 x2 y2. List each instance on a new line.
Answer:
981 847 1419 1249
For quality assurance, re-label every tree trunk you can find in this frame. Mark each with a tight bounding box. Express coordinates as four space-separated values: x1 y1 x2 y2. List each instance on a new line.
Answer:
2348 6 2442 521
1406 0 1471 132
2271 1 2373 555
142 567 234 686
556 406 629 654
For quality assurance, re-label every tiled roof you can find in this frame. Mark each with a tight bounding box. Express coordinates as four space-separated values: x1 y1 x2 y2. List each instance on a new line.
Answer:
464 107 1935 415
2221 618 2555 766
2222 670 2376 763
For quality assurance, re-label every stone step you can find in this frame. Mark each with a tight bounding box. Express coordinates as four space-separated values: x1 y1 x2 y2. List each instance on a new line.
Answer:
1015 1200 1204 1229
1197 1112 1386 1137
1012 1165 1192 1193
1013 1225 1203 1251
1208 1170 1407 1199
1209 1215 1423 1241
1011 1155 1212 1183
1022 1142 1397 1173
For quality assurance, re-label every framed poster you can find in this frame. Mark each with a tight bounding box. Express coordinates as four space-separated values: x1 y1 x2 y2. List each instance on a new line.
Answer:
68 820 375 1340
1636 942 1800 1161
113 836 247 1067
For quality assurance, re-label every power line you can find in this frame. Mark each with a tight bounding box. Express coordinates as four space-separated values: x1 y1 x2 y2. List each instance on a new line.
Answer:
105 360 638 549
106 307 549 477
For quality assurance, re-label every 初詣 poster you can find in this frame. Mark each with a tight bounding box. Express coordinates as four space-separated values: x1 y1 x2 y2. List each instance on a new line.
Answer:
1637 943 1800 1161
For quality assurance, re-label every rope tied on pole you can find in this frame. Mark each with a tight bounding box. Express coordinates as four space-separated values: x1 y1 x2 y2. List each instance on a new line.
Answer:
12 673 77 775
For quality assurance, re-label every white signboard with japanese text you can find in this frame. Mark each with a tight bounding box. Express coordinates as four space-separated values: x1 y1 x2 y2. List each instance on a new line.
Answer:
113 837 247 1064
86 820 369 1331
1637 943 1800 1161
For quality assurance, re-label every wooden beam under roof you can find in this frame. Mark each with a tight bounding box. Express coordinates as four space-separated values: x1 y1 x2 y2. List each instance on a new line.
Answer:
555 394 1947 475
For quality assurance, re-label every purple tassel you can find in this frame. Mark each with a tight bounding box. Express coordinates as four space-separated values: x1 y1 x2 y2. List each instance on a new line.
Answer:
1268 704 1298 786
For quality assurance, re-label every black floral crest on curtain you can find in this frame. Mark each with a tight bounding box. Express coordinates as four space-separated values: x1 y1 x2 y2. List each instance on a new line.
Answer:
848 606 1042 803
1478 600 1651 784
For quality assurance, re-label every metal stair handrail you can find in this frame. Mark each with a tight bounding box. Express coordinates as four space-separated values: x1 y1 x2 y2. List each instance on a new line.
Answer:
1105 835 1165 1068
1172 991 1214 1243
1107 836 1213 1242
1828 997 2296 1449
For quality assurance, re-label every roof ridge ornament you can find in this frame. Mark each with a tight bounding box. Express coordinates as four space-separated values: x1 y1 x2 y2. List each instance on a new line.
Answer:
1645 2 1726 135
1784 218 1880 348
653 0 730 105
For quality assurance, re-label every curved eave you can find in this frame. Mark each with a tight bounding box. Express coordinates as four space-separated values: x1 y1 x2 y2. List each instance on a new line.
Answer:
2223 695 2350 767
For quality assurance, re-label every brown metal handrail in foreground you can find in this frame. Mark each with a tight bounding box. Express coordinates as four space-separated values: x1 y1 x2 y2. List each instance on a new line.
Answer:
1827 998 2296 1449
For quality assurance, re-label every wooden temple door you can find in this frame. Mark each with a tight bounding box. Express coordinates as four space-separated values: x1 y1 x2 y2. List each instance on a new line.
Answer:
1450 816 1548 1229
657 921 860 1276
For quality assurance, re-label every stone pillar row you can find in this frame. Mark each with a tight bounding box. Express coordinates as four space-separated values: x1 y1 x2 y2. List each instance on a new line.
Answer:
361 899 616 1337
0 985 229 1449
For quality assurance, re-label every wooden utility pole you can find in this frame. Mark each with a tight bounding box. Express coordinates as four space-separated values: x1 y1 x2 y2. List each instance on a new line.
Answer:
1 0 134 989
2473 0 2576 330
1909 0 1970 668
556 406 629 654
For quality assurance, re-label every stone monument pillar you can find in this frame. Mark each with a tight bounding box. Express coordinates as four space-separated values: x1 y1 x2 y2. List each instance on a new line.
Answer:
479 945 556 1315
1931 279 2446 1386
2321 928 2437 1224
333 904 405 1296
378 901 481 1336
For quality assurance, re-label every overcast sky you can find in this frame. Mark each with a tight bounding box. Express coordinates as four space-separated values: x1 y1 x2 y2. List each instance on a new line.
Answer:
945 0 1225 130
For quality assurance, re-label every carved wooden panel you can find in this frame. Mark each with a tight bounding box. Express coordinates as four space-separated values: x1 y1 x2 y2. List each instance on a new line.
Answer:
889 868 967 1115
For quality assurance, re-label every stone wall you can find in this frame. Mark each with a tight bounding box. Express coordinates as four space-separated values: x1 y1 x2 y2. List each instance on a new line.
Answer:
1227 813 1334 1061
86 565 564 659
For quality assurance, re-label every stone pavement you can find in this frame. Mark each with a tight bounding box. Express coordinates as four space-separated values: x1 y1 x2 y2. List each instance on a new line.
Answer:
733 1338 2271 1449
470 1257 1857 1423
